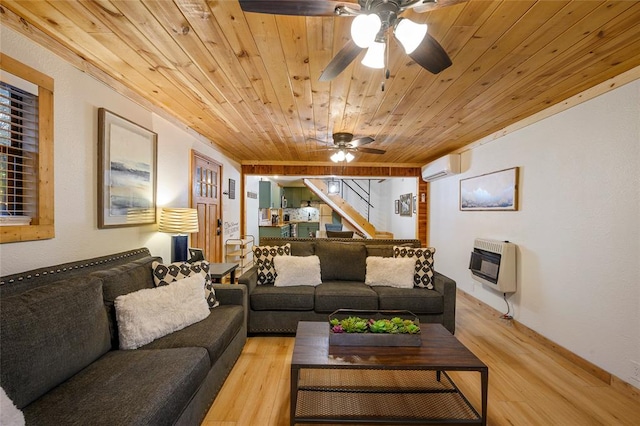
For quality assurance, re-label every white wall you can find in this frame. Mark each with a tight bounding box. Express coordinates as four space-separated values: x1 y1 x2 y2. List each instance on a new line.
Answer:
0 26 241 275
244 175 261 240
388 178 418 239
429 77 640 386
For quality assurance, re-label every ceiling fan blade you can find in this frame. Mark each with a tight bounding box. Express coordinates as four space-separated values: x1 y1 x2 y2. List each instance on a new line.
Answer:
413 0 469 13
319 40 364 81
405 33 452 74
348 137 375 147
239 0 353 16
357 147 386 155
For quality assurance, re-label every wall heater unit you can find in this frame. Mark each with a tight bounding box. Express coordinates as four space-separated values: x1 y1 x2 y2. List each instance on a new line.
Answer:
469 238 517 293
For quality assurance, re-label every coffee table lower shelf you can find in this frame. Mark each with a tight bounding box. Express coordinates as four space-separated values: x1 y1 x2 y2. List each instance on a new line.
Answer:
293 369 481 425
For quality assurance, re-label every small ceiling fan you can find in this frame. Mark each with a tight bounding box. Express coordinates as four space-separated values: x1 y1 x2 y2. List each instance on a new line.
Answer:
315 132 385 162
239 0 463 81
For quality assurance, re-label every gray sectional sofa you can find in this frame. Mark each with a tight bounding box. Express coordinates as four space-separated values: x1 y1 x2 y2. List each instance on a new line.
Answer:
0 248 247 426
239 238 456 334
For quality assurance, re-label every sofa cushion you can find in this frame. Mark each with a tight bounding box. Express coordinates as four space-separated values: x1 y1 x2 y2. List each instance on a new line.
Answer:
91 257 157 348
115 274 211 350
0 276 111 409
393 246 436 289
23 348 209 426
314 281 379 313
288 241 315 256
366 245 394 258
250 284 315 311
274 255 322 287
373 286 444 314
152 260 218 308
315 241 366 282
141 305 244 365
253 244 291 285
365 257 415 288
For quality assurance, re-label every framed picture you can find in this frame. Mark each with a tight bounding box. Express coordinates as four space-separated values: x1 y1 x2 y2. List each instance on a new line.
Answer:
399 193 412 217
394 200 399 214
413 195 417 214
228 178 236 199
188 248 205 263
98 108 157 228
460 167 519 211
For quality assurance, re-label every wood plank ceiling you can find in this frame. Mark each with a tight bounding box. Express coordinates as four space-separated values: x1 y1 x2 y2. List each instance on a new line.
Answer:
2 0 639 166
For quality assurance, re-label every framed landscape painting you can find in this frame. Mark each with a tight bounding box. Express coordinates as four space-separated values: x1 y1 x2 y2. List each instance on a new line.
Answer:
460 167 519 211
98 108 157 228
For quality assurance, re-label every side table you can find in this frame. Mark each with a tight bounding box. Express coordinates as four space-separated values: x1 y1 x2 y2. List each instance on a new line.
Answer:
208 262 239 283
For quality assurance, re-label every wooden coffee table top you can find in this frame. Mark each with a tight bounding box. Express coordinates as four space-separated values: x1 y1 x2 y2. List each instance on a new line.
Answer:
292 321 487 371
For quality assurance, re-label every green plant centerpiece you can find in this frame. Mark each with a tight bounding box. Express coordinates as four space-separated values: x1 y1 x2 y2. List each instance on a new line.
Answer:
328 310 422 346
330 316 420 334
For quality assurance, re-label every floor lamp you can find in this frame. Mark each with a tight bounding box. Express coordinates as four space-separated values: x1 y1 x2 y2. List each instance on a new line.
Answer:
158 208 199 262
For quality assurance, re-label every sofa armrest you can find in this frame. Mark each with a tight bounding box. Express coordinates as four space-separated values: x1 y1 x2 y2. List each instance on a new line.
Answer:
238 266 258 294
433 271 457 334
212 283 248 329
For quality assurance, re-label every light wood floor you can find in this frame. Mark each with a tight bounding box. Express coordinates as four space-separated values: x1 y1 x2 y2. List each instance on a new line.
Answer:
203 292 640 425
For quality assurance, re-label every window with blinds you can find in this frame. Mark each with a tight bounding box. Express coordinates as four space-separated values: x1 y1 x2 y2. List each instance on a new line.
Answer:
0 81 38 222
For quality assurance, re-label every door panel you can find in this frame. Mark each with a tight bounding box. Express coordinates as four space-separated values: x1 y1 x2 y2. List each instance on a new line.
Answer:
192 152 222 263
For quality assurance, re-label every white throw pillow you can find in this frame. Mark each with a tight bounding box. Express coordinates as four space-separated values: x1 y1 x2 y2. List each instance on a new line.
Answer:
365 257 415 288
115 273 210 350
0 387 24 426
274 255 322 287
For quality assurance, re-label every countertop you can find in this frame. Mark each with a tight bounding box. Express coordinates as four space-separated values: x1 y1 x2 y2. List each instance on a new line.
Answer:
284 221 319 224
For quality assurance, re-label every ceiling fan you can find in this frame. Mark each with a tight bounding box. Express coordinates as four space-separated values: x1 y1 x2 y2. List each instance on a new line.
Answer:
239 0 461 81
315 132 385 162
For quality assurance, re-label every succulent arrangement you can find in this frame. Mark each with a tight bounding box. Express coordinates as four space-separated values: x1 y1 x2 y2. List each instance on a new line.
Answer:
330 316 420 334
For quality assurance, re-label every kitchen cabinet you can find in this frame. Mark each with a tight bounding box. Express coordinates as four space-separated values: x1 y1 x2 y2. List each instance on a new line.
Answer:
297 222 319 238
283 187 319 207
259 181 271 208
259 225 290 243
259 181 282 208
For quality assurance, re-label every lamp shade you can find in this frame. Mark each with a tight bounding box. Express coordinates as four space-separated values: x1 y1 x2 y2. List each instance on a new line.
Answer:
351 14 381 48
158 208 199 234
395 18 428 54
361 41 385 69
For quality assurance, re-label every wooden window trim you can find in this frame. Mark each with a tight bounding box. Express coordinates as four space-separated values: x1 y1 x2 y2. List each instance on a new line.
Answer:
0 54 54 243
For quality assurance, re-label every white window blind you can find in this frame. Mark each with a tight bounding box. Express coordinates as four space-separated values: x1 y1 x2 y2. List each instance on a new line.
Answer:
0 80 39 219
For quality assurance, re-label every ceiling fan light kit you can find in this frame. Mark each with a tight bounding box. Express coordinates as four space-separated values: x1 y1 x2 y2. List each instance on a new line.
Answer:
351 13 382 48
395 18 428 54
240 0 454 81
330 150 355 163
361 41 386 69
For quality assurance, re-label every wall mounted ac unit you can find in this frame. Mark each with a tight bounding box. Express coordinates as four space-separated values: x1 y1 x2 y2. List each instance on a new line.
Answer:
421 154 461 182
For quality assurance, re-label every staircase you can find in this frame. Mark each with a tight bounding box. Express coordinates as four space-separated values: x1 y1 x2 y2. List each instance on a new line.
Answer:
304 178 393 239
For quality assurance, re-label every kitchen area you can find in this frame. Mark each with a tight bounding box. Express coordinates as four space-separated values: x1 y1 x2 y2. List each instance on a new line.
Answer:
258 179 341 243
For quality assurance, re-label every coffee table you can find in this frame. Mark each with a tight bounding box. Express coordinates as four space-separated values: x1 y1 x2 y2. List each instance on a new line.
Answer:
290 321 488 425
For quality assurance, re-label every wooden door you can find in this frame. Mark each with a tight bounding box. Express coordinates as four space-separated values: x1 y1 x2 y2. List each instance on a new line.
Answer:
191 151 222 263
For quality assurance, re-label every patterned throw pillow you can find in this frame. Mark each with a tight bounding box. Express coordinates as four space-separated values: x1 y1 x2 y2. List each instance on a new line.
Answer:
253 244 291 285
152 260 219 308
393 246 436 289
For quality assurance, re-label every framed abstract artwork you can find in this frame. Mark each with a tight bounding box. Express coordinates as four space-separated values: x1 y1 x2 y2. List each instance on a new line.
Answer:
460 167 519 211
98 108 157 228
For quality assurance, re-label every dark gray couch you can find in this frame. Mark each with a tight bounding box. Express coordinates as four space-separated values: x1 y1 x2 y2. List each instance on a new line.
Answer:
0 248 247 426
239 238 456 334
